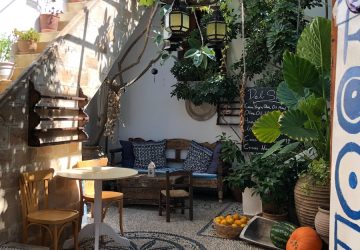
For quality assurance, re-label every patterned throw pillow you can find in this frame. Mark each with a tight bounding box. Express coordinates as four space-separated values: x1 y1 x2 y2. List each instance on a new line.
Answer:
133 140 167 169
183 141 213 173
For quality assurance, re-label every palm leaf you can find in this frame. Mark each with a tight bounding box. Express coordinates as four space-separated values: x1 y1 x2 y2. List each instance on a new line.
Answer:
296 17 331 73
252 111 282 143
279 110 318 141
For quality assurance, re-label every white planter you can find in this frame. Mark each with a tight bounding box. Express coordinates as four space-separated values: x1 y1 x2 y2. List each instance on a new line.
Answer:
242 187 262 216
0 61 14 80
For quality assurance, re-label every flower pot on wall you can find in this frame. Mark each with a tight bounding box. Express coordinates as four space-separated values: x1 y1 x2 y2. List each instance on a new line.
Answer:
0 62 15 80
314 206 329 244
39 14 60 32
294 176 330 227
17 40 37 54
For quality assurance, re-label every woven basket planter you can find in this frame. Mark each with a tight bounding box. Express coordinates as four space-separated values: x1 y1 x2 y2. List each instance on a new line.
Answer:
213 219 243 239
294 176 330 227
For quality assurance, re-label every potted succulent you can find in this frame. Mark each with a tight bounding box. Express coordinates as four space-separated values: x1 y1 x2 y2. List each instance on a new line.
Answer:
13 28 40 54
252 17 331 227
39 0 63 32
0 35 14 80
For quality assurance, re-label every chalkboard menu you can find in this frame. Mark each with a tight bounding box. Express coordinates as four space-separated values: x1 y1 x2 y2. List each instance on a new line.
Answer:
242 87 288 152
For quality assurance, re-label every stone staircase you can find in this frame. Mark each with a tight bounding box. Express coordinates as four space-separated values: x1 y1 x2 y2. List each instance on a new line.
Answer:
0 1 87 93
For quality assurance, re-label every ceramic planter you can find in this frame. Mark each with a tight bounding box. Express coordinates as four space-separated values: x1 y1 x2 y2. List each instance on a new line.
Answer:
294 176 330 227
314 206 329 244
17 40 37 54
39 14 60 32
0 61 15 80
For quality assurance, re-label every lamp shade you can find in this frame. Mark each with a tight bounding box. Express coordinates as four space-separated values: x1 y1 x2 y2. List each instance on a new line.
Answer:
206 6 226 44
165 0 190 35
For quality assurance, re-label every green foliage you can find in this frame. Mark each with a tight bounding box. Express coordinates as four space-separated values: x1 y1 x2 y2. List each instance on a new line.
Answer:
0 35 12 62
224 140 308 207
303 158 330 186
252 17 331 179
170 58 217 81
233 0 323 87
217 133 243 165
170 74 239 105
138 0 155 7
13 28 40 42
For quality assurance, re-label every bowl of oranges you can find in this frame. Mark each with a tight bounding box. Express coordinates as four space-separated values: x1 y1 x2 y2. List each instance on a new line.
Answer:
213 213 249 239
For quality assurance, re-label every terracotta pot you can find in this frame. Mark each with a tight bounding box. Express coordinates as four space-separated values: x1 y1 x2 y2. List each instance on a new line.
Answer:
0 61 15 80
315 206 329 244
294 176 330 227
17 40 37 54
39 14 60 32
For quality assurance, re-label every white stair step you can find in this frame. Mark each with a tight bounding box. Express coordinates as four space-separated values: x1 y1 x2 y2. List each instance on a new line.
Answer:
15 53 40 67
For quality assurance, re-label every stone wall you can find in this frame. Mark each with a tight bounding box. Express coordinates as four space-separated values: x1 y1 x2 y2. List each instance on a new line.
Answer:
0 0 144 242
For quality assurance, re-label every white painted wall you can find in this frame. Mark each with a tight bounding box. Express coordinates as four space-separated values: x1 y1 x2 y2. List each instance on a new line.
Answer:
0 0 66 36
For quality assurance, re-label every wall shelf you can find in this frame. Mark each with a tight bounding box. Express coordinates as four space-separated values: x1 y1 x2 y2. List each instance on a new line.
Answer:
28 80 89 147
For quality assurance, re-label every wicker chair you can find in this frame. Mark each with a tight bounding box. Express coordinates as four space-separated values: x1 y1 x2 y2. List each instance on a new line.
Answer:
19 169 79 250
159 170 193 222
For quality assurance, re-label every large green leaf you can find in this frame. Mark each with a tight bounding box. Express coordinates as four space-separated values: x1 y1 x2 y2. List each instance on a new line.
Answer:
283 51 320 95
252 111 282 143
296 17 331 73
297 95 326 122
279 110 318 141
261 139 285 159
277 81 302 109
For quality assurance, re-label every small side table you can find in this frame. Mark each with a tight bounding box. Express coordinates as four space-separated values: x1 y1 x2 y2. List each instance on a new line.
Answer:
57 167 138 250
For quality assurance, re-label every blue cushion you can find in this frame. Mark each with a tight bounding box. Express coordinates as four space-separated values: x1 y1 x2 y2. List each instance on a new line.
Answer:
133 140 167 169
192 172 217 179
183 141 212 173
207 142 222 174
120 140 135 168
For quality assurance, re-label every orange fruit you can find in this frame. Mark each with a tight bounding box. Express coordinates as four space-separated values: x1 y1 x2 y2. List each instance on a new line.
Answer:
214 217 221 224
226 216 234 225
231 223 238 228
235 220 242 226
220 219 227 225
218 216 225 220
233 213 240 220
240 223 247 228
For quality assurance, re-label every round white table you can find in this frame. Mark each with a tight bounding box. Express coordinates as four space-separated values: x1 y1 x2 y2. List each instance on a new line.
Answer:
57 167 138 250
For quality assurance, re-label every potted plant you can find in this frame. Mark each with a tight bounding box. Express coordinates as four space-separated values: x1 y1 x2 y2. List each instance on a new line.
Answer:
13 28 40 54
218 133 245 202
0 35 14 80
39 0 63 32
252 17 331 227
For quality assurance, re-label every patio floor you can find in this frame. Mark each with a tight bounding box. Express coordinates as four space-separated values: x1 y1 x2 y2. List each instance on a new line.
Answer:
76 196 264 250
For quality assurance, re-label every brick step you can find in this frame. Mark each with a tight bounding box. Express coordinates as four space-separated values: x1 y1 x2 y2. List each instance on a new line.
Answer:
14 53 40 67
0 80 13 93
11 67 26 80
58 20 70 31
59 12 77 22
39 31 59 42
66 1 88 12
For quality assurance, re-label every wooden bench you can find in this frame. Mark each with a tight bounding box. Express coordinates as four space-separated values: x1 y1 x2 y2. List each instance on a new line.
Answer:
109 138 226 203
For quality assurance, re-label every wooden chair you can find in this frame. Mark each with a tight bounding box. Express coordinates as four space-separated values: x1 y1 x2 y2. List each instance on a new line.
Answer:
76 157 124 235
19 169 79 250
158 170 193 222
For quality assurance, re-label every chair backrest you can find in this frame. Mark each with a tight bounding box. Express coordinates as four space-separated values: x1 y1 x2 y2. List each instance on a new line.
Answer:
75 157 108 196
19 169 54 215
165 170 193 195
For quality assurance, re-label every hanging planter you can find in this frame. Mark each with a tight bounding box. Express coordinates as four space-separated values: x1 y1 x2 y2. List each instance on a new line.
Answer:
39 14 60 32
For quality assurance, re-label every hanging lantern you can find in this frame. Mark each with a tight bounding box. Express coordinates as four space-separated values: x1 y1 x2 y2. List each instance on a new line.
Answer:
165 0 190 39
206 6 226 46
